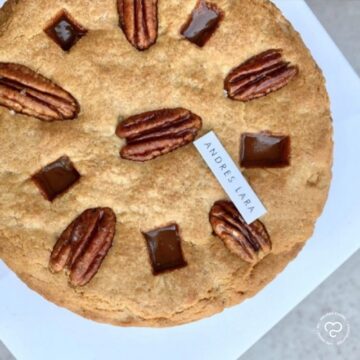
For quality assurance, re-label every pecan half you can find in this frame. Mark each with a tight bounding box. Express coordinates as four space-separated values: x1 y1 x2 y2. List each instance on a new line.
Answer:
116 108 202 161
224 49 298 101
0 63 79 121
209 200 271 263
49 208 116 286
117 0 158 51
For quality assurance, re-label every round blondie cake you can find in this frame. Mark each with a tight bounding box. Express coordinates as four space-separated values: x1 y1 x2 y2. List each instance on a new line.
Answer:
0 0 332 327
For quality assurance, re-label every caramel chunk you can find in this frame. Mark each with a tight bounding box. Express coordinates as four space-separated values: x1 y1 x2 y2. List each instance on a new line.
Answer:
181 0 223 47
44 10 88 51
240 133 290 168
32 156 80 201
143 224 187 274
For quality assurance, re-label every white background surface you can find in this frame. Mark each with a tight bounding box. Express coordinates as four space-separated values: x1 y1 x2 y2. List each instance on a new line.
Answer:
1 1 360 359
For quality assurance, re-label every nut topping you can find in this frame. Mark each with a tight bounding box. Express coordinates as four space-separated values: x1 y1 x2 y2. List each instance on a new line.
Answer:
117 0 158 51
0 63 79 121
116 108 202 162
49 208 116 287
224 49 299 102
209 200 271 263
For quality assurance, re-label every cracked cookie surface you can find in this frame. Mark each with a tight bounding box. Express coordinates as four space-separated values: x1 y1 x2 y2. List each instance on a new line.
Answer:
0 0 332 327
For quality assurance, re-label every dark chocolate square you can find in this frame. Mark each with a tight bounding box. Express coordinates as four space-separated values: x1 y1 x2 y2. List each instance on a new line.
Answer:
143 224 187 275
180 1 223 47
32 156 81 201
240 133 291 168
44 10 88 51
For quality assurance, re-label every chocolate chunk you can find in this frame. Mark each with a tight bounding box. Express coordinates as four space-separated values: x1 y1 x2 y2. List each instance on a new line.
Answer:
180 0 223 47
44 10 88 51
143 224 187 274
240 133 290 168
32 156 81 201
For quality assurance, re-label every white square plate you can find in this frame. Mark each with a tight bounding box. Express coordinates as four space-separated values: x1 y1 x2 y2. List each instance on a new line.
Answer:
1 1 360 359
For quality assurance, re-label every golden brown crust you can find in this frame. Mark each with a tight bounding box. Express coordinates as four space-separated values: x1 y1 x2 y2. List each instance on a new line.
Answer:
0 0 332 327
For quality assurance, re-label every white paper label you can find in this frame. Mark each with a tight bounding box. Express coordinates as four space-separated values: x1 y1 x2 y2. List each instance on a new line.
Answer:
194 131 267 224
